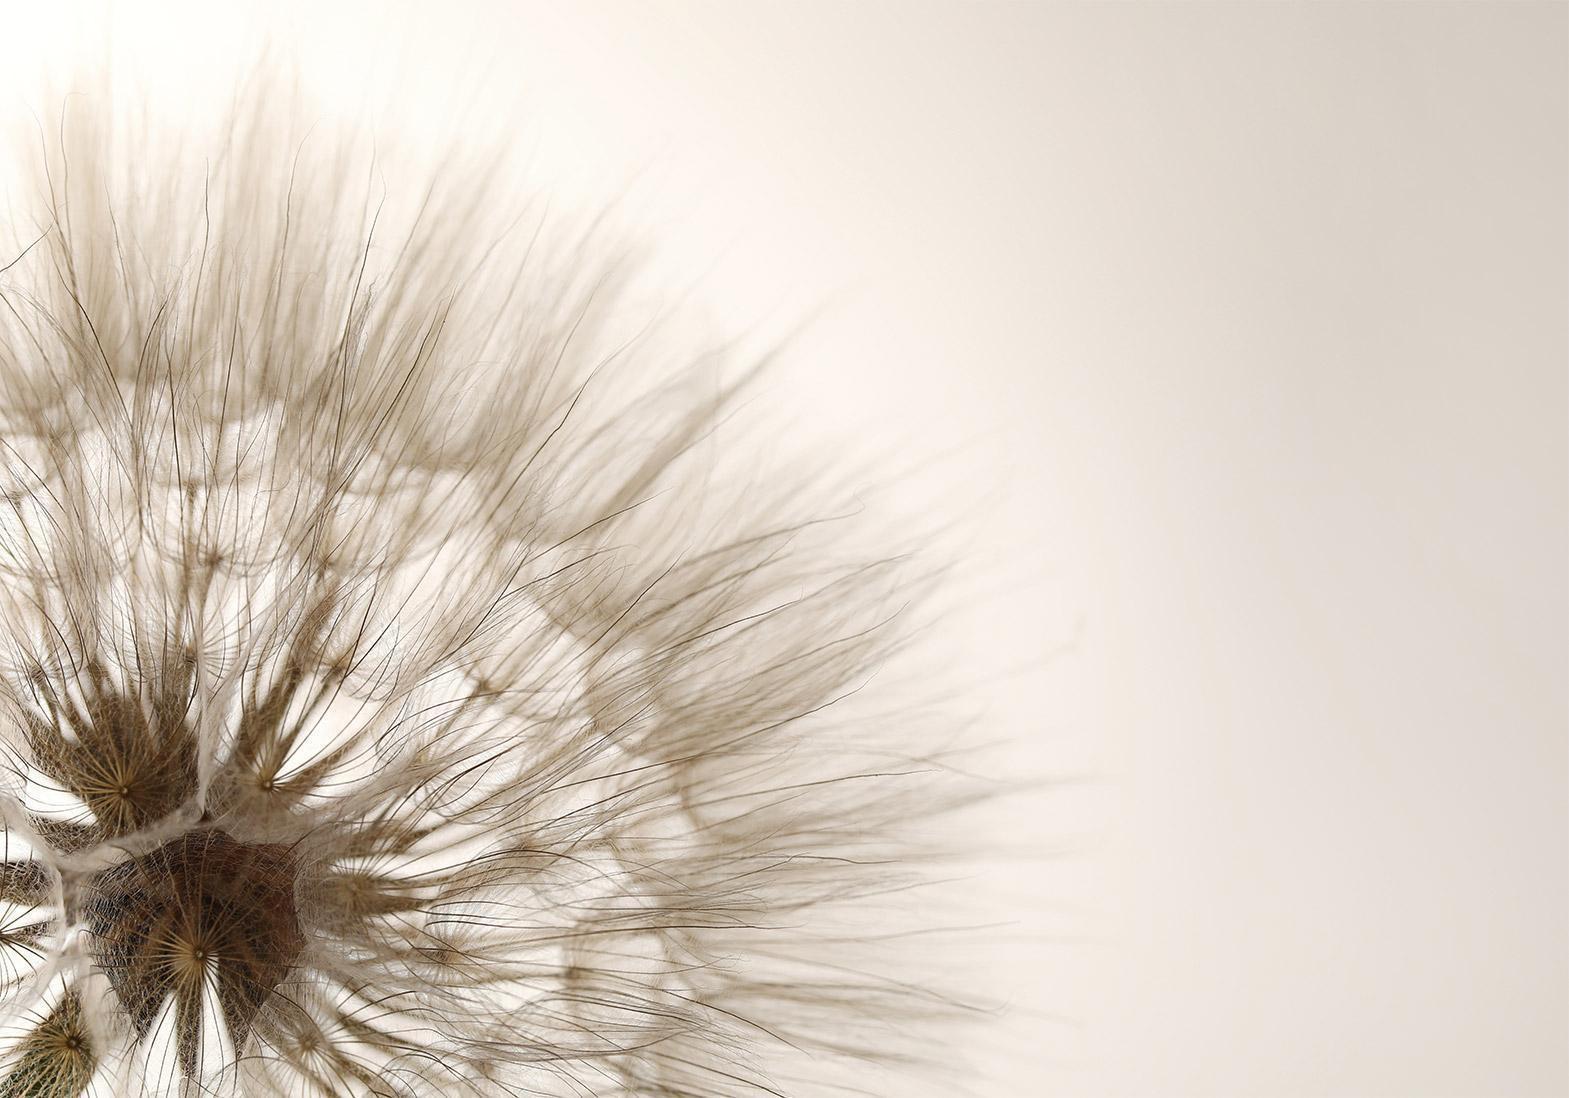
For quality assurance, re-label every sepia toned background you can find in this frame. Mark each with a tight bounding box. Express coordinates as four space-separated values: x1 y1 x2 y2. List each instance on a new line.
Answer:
3 3 1565 1095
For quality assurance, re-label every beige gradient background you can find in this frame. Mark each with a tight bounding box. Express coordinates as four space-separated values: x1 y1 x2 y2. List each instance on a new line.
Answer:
4 2 1566 1095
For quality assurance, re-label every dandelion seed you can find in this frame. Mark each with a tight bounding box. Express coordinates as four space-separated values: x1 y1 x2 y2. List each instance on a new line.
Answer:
0 76 978 1097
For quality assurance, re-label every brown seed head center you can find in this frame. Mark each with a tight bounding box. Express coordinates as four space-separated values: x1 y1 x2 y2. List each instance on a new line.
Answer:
86 829 304 1060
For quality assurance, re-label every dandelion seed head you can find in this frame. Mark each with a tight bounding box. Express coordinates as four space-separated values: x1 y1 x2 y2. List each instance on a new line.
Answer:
0 73 978 1098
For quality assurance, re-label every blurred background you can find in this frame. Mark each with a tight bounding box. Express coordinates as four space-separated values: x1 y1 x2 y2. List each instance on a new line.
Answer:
3 3 1565 1094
